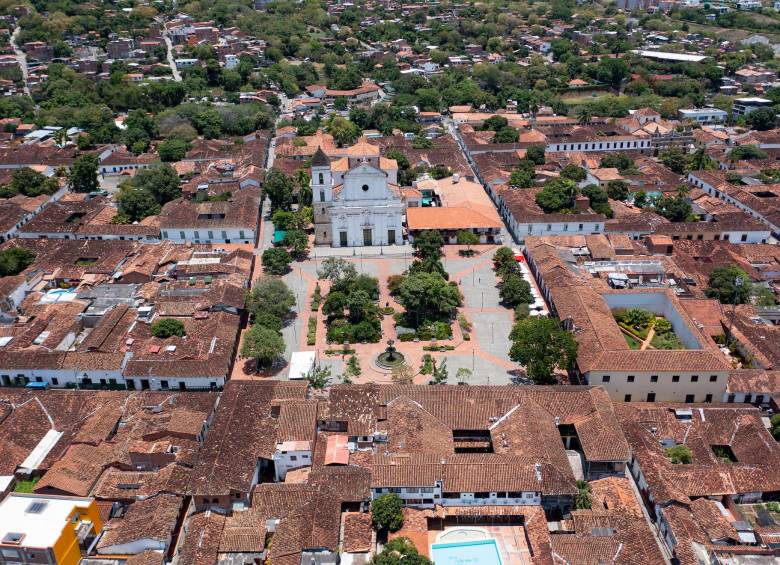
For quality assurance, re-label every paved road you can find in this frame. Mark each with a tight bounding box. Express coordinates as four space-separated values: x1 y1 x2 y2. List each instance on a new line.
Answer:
10 27 31 96
162 32 182 81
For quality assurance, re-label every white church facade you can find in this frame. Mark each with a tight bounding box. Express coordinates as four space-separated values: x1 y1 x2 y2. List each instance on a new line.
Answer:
311 142 405 247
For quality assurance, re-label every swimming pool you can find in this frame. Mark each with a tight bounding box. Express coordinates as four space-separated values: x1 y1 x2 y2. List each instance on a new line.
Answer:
40 288 77 304
430 539 503 565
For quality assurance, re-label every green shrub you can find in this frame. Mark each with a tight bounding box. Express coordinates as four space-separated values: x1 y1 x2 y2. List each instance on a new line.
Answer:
652 332 685 350
515 303 530 320
654 317 673 335
347 355 361 377
422 344 455 352
612 308 628 323
307 317 317 346
625 308 654 329
326 318 381 344
463 332 470 341
311 283 322 311
416 320 452 340
398 332 416 342
457 313 471 332
420 354 434 375
324 347 356 355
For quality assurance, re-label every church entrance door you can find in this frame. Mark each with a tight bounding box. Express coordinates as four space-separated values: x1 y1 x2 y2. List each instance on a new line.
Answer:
340 231 348 246
363 228 372 246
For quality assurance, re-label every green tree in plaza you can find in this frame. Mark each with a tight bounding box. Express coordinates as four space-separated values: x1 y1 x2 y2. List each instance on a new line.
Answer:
509 317 578 384
305 363 332 389
412 229 444 262
317 256 358 290
241 324 285 370
493 246 516 273
282 229 309 260
245 277 296 324
262 247 292 275
499 274 534 308
397 271 461 324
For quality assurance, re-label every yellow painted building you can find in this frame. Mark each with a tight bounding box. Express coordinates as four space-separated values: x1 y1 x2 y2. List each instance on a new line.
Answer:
0 493 103 565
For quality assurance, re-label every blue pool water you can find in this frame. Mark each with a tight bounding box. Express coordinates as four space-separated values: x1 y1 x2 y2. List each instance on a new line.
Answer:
431 539 503 565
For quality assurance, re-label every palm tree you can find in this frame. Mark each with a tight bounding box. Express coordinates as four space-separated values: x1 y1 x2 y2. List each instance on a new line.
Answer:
689 147 714 172
529 97 540 126
294 169 311 206
577 107 592 126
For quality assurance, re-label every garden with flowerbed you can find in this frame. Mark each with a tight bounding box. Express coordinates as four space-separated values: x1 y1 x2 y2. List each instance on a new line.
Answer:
317 257 383 344
388 230 462 343
612 307 686 350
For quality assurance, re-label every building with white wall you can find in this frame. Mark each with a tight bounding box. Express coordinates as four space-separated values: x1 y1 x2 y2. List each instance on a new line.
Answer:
311 144 404 247
678 108 729 124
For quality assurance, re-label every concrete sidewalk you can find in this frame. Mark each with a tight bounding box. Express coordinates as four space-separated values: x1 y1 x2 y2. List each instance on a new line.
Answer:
310 244 414 259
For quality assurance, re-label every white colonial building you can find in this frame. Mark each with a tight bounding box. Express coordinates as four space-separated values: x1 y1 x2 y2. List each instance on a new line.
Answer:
311 143 404 247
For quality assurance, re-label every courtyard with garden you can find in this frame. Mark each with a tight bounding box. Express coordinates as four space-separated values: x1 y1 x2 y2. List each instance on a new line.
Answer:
612 307 687 350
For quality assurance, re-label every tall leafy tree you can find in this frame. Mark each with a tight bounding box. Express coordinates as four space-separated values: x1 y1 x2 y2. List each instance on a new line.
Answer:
246 277 296 323
241 324 284 369
264 169 295 212
412 230 444 262
69 154 99 193
706 266 751 305
509 317 578 384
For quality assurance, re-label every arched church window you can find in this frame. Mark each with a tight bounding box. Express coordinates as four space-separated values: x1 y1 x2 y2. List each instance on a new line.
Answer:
318 173 323 184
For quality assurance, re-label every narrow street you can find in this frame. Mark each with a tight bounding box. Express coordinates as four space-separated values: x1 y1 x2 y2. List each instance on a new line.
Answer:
10 27 31 96
162 32 182 82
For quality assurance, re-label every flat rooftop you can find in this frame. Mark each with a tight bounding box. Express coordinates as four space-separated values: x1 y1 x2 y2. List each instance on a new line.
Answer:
0 493 93 548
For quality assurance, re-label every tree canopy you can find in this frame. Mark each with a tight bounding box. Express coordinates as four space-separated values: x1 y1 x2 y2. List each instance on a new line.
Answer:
370 493 404 532
706 266 751 305
69 154 99 193
509 317 578 384
151 318 186 338
241 324 285 368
